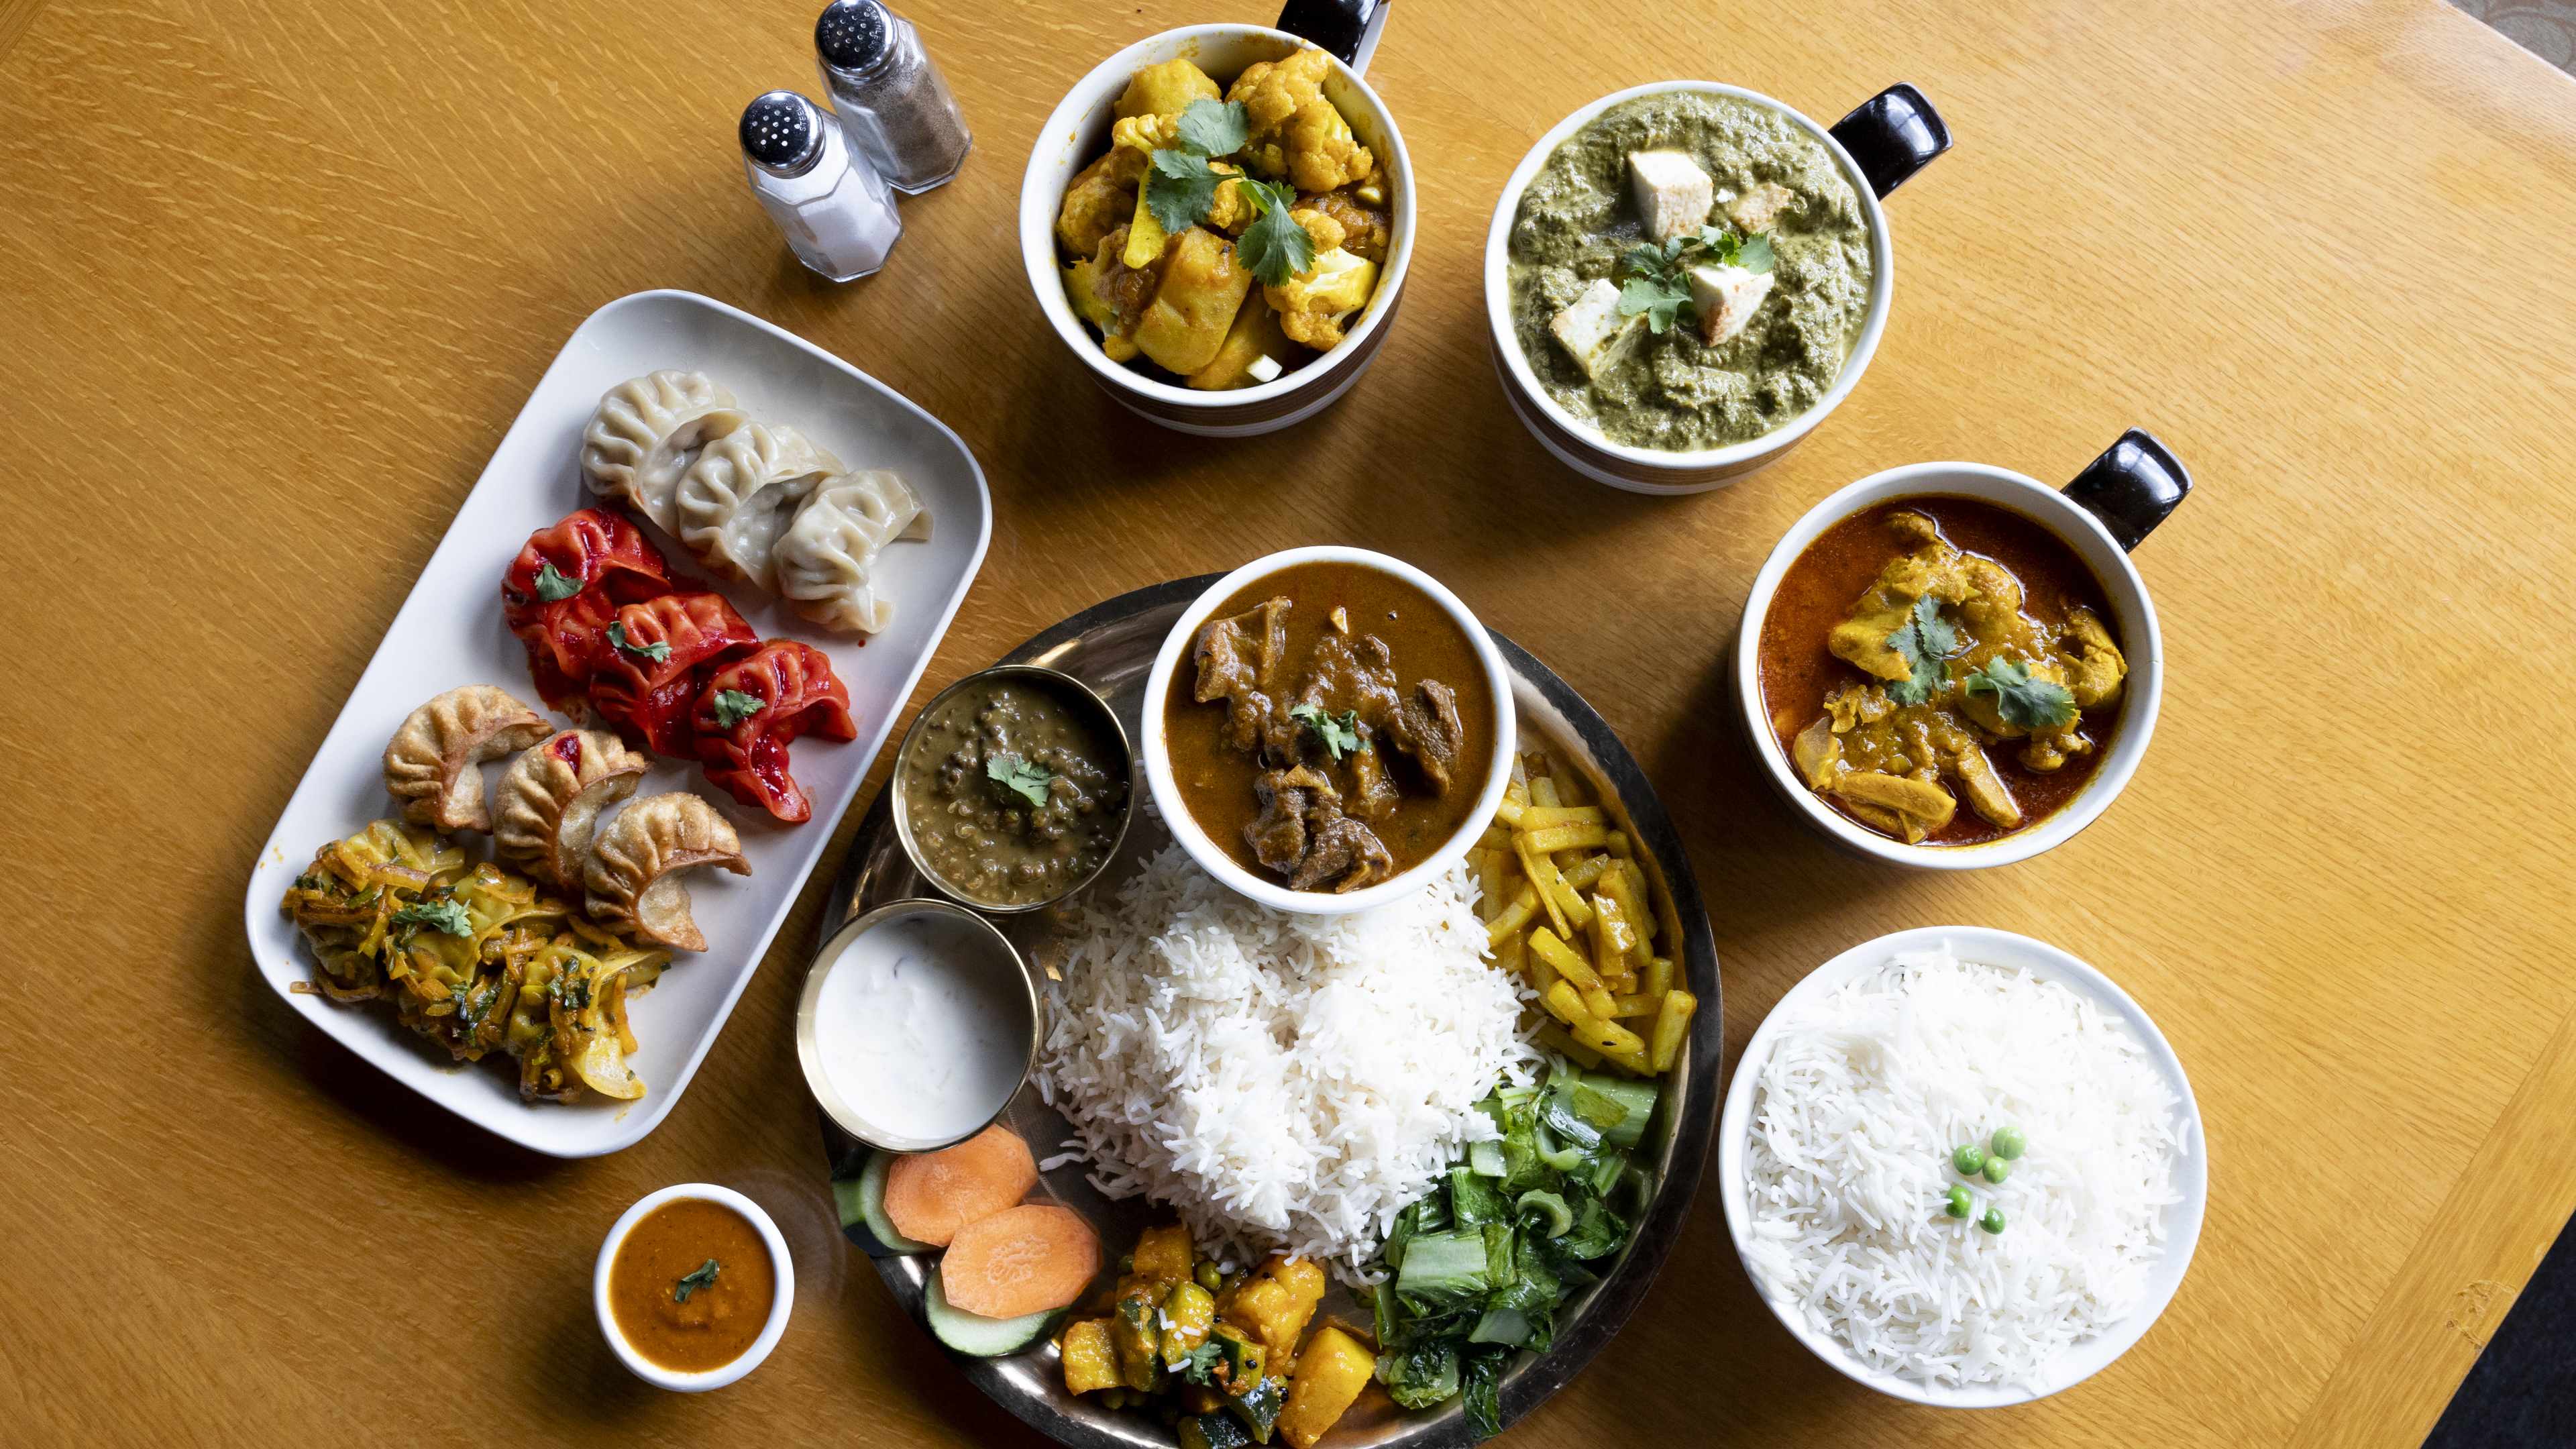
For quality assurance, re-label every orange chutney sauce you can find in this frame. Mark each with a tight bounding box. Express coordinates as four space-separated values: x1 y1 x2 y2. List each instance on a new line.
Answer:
608 1198 776 1373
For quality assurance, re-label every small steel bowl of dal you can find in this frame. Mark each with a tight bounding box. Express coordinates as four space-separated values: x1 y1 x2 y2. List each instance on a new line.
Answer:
796 899 1041 1155
888 664 1136 915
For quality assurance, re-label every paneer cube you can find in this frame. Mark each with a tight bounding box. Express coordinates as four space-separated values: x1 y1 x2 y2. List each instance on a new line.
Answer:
1724 180 1798 235
1549 278 1645 380
1627 149 1713 243
1686 263 1775 346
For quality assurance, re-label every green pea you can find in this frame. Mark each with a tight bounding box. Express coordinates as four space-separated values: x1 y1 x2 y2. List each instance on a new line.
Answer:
1944 1185 1972 1219
1990 1126 2027 1161
1195 1261 1224 1294
1951 1144 1986 1177
1982 1157 2011 1185
1980 1208 2006 1235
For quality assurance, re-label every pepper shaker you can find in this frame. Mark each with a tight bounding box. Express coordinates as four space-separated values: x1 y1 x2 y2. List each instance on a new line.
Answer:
814 0 971 194
739 91 904 282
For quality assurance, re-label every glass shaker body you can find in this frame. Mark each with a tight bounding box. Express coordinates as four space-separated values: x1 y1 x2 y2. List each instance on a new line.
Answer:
744 107 902 282
816 3 971 194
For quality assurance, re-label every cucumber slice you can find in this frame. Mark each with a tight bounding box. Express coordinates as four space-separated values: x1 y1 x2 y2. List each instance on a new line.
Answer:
832 1150 934 1256
924 1268 1062 1357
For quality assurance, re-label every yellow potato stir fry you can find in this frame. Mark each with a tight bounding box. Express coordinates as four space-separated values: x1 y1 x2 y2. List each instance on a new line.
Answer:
1059 1225 1371 1449
1055 49 1392 389
1474 754 1698 1077
281 819 669 1102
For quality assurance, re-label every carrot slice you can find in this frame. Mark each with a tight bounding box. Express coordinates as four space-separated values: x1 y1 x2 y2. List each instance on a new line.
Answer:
882 1125 1039 1247
940 1203 1101 1318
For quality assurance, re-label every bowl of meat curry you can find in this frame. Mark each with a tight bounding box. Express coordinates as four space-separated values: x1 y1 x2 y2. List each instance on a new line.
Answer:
1144 547 1515 912
1737 433 2192 867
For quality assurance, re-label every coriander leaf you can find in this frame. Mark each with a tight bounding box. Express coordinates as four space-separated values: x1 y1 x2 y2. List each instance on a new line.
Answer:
1736 231 1776 274
390 899 472 936
1615 274 1688 334
606 621 669 665
984 753 1055 810
673 1258 720 1303
1884 596 1959 706
1289 703 1366 762
533 560 584 601
710 688 766 730
1963 657 2079 731
1236 180 1314 287
1175 1338 1227 1386
1145 147 1224 232
1173 97 1249 158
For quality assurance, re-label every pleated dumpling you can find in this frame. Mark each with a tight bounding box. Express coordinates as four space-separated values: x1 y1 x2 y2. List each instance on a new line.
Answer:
579 371 749 533
382 686 554 833
671 421 841 589
584 794 751 953
774 469 928 636
493 729 650 889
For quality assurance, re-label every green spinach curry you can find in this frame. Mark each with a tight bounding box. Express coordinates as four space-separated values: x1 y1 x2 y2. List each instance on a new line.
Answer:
1509 91 1873 451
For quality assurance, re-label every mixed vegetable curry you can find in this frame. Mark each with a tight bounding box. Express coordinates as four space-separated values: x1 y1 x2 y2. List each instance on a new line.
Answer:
1164 562 1494 892
1758 499 2128 846
1054 48 1393 389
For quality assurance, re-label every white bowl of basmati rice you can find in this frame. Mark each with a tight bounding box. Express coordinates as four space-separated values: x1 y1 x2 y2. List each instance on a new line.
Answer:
1719 926 2205 1407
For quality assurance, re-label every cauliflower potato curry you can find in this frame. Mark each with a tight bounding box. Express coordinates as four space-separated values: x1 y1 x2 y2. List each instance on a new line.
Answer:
1055 48 1392 389
1758 500 2128 847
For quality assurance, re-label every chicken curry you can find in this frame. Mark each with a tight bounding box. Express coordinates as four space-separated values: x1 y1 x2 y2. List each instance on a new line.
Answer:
1053 48 1392 390
1165 563 1495 892
1758 499 2128 847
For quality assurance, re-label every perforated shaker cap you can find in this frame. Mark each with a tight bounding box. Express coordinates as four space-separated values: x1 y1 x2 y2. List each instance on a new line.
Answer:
740 91 825 176
814 0 890 72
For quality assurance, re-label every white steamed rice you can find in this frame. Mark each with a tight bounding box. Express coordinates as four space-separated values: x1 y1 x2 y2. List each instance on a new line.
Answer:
1036 845 1540 1279
1743 945 2184 1389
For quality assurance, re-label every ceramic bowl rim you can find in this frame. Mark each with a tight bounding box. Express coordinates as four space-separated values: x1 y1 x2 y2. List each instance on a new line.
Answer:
593 1182 796 1392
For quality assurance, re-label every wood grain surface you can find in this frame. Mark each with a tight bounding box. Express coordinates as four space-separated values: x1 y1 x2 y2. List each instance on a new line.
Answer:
3 1 2573 1444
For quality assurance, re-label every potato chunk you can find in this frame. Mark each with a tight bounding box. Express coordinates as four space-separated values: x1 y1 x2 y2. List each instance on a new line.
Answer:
1116 58 1220 121
1132 227 1252 375
1278 1326 1374 1449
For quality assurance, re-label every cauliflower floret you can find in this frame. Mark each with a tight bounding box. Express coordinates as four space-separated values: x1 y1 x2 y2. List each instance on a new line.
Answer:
1261 245 1378 350
1298 188 1390 263
1110 111 1181 155
1056 149 1140 259
1115 58 1220 121
1288 206 1347 256
1228 46 1373 190
1282 99 1373 193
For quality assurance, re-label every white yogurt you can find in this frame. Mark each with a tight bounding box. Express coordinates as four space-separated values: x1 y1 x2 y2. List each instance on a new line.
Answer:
809 910 1029 1148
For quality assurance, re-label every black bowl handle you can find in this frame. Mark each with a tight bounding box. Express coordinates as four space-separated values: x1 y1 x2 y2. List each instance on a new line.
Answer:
1277 0 1389 74
2063 429 2192 551
1829 83 1951 199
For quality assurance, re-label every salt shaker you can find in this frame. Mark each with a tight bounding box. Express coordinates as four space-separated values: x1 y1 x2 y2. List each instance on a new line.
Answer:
813 0 971 194
739 91 903 282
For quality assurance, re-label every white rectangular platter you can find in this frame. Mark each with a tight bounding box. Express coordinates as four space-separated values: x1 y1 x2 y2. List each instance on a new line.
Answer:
240 289 990 1158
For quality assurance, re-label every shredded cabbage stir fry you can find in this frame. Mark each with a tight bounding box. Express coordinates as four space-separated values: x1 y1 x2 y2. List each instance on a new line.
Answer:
280 819 669 1102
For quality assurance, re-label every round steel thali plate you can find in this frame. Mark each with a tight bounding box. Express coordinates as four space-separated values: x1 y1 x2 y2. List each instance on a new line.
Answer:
814 576 1723 1447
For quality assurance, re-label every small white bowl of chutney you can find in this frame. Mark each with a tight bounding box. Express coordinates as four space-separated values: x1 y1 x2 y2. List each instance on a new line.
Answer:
796 899 1040 1152
595 1183 794 1392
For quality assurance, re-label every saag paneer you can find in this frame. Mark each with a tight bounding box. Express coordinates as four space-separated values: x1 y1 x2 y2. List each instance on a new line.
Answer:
1758 500 2128 847
1165 563 1495 893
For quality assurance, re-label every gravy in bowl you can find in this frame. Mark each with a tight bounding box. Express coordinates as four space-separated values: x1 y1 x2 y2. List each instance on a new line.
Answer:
1161 561 1497 892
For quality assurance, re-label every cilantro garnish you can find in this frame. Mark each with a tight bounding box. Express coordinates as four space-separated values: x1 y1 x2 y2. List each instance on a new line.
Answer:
532 560 584 602
711 688 766 729
606 621 669 665
673 1258 720 1303
390 899 472 936
1884 596 1960 706
1175 1339 1227 1386
1963 658 2080 731
1144 99 1250 232
985 754 1056 810
1615 225 1776 335
1290 703 1366 762
1235 178 1316 288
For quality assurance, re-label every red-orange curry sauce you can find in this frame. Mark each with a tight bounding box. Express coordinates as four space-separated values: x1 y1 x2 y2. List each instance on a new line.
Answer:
1756 496 2124 848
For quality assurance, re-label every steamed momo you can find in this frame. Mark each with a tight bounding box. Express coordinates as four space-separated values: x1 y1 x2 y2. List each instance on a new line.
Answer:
672 421 841 589
580 371 749 533
775 470 926 636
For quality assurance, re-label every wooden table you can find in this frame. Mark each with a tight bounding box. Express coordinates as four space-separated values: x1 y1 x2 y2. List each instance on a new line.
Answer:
5 0 2573 1442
